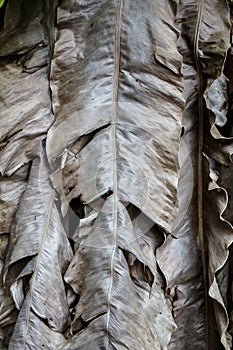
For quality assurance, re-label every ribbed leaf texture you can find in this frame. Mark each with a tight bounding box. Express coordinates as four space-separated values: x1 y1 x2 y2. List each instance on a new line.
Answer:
1 0 233 349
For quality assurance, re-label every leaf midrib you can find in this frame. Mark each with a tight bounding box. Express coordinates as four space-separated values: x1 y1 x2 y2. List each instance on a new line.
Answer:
22 191 55 349
194 0 208 347
105 0 124 348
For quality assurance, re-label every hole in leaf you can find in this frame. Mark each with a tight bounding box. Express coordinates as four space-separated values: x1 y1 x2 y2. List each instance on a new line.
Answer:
69 196 85 219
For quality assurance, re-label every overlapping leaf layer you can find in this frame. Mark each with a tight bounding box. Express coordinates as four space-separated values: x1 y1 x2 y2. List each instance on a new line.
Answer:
0 1 233 349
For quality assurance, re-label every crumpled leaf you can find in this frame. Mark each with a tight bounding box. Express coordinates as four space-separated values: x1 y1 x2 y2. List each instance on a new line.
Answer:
0 164 30 234
0 254 17 348
0 0 46 57
205 157 233 349
0 0 54 176
0 1 58 346
4 146 74 350
158 1 233 349
46 0 183 348
2 0 233 348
